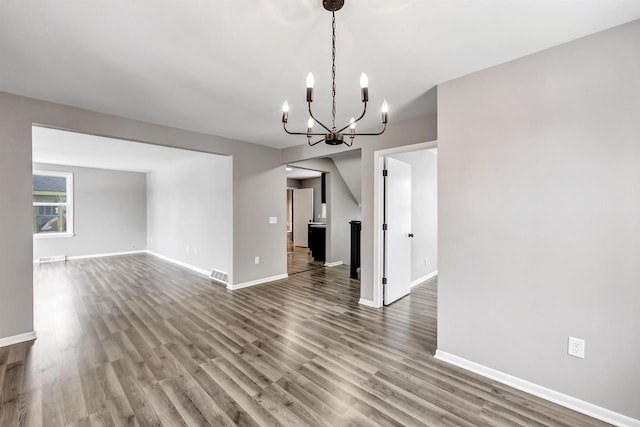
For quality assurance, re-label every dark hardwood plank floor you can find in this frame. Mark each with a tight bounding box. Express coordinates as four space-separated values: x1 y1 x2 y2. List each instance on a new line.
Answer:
0 253 609 426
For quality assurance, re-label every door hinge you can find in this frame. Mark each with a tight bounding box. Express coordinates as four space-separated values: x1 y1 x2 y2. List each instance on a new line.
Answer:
382 169 388 177
382 277 387 285
382 223 388 231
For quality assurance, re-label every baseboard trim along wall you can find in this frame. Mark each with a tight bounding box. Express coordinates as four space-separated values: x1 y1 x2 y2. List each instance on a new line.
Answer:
67 250 146 261
34 250 146 263
145 250 211 277
324 261 344 267
411 270 438 287
0 331 37 348
228 273 289 291
358 298 379 308
434 350 640 427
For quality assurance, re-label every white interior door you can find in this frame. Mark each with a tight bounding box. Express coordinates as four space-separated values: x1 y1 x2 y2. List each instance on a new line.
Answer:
293 188 314 247
384 157 412 305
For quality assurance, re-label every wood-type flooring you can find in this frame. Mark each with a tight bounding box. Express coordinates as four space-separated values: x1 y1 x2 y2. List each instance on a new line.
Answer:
0 254 609 426
287 247 324 275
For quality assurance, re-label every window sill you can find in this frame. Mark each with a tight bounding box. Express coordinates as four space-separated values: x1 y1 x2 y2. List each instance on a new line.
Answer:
33 232 75 240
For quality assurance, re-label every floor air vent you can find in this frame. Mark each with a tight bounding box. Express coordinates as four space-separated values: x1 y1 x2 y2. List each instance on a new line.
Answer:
209 269 229 286
38 255 66 263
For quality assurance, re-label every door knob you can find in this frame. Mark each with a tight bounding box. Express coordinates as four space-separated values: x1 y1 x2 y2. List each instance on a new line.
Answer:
408 233 414 238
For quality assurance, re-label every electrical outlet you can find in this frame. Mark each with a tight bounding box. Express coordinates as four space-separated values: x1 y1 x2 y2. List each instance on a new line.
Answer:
269 216 277 224
186 246 190 253
568 337 585 359
254 256 260 265
425 257 429 265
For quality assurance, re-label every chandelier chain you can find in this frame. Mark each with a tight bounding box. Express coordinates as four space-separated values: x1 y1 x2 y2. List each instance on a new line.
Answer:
331 9 337 130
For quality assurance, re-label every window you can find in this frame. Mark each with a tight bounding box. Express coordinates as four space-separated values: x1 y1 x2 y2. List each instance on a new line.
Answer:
33 170 73 238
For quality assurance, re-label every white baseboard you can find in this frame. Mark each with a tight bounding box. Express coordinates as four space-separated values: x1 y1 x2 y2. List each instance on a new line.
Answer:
358 298 380 308
434 350 639 427
145 251 210 277
411 270 438 287
228 273 289 290
67 250 146 261
324 261 344 267
0 331 37 348
34 250 146 263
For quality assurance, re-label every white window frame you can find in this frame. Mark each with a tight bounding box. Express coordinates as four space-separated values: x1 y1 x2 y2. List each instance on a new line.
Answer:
33 170 74 239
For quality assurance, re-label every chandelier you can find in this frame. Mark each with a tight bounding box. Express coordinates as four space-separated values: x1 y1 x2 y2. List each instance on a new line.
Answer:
281 0 388 147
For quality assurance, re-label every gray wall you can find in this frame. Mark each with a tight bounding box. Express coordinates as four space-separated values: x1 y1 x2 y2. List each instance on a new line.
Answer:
289 158 361 264
389 149 438 282
283 115 438 299
438 20 640 419
147 153 232 277
33 163 146 260
0 91 285 340
332 150 362 206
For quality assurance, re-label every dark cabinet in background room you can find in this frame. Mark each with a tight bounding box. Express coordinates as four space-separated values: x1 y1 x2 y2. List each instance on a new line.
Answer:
308 224 326 263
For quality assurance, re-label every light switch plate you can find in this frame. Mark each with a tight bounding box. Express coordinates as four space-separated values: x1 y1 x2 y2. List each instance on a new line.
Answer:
269 217 277 224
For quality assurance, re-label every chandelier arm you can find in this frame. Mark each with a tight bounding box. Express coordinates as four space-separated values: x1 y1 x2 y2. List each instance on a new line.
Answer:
308 137 326 146
283 123 327 136
336 102 368 134
307 103 332 132
343 138 354 147
351 123 387 136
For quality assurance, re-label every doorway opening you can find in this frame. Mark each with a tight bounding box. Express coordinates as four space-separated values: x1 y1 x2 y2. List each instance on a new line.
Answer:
286 165 326 275
373 142 438 307
31 125 233 283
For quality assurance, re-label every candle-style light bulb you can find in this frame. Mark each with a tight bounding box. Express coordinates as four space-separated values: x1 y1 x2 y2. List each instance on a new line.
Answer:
381 99 389 124
360 72 369 102
306 73 314 102
349 117 356 132
360 73 368 88
307 117 314 133
282 100 289 123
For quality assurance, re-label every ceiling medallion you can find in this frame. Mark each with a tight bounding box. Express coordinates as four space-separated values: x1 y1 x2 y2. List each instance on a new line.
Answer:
281 0 388 147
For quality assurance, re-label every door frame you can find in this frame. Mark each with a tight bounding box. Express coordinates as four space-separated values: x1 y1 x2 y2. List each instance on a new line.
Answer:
372 141 437 308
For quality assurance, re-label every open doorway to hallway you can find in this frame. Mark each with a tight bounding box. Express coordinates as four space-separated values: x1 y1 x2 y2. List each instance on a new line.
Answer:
285 165 325 275
283 152 362 286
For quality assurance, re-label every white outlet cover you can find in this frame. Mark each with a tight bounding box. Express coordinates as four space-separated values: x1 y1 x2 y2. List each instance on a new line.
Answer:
254 256 260 264
568 336 585 359
269 216 277 224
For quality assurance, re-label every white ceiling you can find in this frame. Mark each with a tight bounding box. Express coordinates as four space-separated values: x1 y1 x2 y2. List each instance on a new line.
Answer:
3 1 640 149
32 126 217 173
286 166 323 180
